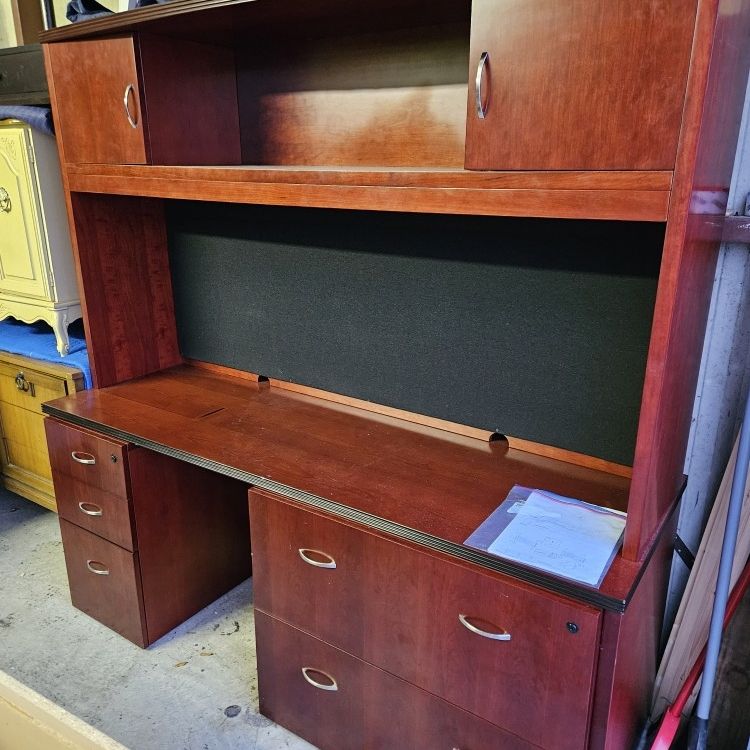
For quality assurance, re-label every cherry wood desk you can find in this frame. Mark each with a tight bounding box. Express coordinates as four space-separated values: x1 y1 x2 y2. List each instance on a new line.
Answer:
37 0 750 747
43 364 672 750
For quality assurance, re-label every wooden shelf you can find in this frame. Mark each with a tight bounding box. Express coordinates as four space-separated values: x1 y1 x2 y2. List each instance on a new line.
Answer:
40 363 657 612
65 164 671 221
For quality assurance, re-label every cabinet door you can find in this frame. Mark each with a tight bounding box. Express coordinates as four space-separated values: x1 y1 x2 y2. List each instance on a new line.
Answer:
46 36 148 165
465 0 697 170
0 124 49 300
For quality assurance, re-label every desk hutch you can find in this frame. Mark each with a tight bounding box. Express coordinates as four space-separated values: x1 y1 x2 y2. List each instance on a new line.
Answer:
38 1 750 748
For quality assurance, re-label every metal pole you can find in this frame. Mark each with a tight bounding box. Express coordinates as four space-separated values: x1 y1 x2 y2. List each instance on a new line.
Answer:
688 388 750 749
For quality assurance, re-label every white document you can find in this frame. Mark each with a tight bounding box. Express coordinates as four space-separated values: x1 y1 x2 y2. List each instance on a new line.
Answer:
487 490 626 587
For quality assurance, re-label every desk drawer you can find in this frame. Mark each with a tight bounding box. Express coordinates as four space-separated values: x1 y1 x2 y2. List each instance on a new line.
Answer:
250 488 600 750
255 611 533 750
55 473 135 551
45 419 130 498
59 519 146 647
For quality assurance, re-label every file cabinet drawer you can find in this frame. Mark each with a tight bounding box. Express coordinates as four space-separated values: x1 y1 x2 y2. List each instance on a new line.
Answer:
45 418 130 498
250 488 600 750
55 473 135 551
59 519 146 647
255 612 533 750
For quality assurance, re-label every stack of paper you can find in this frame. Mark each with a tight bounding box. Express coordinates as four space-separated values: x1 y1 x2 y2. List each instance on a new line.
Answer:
465 486 626 588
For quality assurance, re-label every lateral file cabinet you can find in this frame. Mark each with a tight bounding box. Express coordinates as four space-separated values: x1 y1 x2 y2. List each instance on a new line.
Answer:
45 418 252 647
250 487 600 750
0 351 83 510
0 121 81 356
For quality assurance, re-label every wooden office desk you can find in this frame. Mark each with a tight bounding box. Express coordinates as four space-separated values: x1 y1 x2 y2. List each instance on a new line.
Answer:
37 0 750 747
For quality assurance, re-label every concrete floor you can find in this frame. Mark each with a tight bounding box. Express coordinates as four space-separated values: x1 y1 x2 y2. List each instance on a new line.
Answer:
0 486 314 750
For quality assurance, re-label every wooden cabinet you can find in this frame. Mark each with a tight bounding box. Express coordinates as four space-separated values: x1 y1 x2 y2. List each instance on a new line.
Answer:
250 487 600 750
0 351 83 511
45 35 240 166
45 418 252 647
45 37 147 165
0 121 81 355
464 0 698 170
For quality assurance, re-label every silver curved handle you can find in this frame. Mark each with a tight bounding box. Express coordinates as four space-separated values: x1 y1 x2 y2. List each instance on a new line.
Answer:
78 501 103 517
301 667 338 691
123 83 138 129
475 51 490 119
459 613 511 641
86 560 109 575
298 548 336 569
71 451 96 465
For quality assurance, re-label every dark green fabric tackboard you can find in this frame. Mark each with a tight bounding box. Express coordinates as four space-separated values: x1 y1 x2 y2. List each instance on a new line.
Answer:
166 203 664 465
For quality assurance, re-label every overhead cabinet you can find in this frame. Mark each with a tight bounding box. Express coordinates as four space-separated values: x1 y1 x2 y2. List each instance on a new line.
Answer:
46 35 240 165
464 0 698 170
47 0 698 173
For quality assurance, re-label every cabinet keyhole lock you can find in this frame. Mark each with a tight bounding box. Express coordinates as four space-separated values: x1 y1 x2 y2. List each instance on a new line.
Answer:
566 622 579 634
110 454 118 463
14 372 35 397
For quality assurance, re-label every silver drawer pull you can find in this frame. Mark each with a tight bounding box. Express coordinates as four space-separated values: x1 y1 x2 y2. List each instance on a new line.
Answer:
475 51 490 119
298 548 336 569
71 451 96 465
86 560 109 576
301 667 338 691
459 613 511 641
123 83 138 128
78 502 103 517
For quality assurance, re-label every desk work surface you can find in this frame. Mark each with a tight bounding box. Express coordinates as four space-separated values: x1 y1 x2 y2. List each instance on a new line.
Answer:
42 364 654 612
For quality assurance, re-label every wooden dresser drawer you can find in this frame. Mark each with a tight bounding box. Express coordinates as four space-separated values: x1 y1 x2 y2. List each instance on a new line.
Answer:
59 519 146 647
0 360 68 415
250 488 601 750
1 401 53 480
55 473 135 551
0 354 84 511
45 419 130 498
255 611 534 750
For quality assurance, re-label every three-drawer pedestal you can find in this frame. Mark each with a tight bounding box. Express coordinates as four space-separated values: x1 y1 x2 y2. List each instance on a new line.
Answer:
45 418 252 647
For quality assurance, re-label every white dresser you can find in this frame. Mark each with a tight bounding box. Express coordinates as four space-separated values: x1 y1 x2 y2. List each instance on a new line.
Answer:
0 119 81 355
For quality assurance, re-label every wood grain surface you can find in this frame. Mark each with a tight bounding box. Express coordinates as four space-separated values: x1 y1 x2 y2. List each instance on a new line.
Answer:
42 365 650 609
465 0 697 170
65 166 670 221
138 34 241 165
128 449 251 644
67 193 182 388
45 418 131 499
45 37 148 165
255 611 534 750
54 473 136 551
237 24 468 168
59 518 147 647
625 0 750 560
251 487 600 749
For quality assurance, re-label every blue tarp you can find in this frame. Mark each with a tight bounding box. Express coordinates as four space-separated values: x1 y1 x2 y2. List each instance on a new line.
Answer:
0 318 92 388
0 106 54 136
